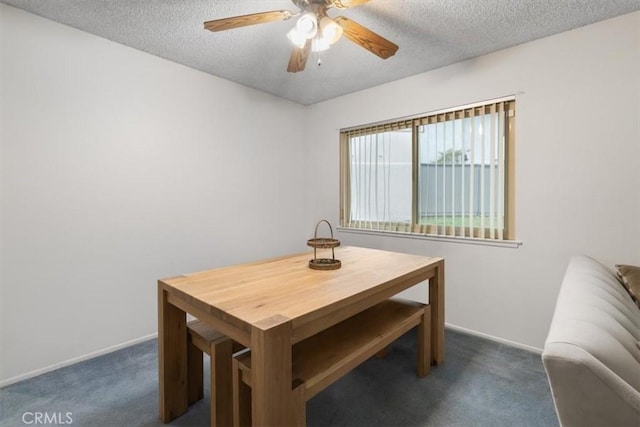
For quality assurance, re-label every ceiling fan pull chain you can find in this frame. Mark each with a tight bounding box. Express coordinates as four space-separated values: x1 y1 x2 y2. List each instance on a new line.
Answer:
311 47 323 68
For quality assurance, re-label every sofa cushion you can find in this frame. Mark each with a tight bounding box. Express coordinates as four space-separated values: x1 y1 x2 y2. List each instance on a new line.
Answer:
616 264 640 309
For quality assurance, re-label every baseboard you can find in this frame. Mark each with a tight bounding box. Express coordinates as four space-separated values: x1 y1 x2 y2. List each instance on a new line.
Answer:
0 332 158 388
445 323 543 354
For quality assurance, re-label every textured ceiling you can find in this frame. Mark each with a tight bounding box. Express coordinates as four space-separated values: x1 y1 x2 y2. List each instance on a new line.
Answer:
2 0 639 105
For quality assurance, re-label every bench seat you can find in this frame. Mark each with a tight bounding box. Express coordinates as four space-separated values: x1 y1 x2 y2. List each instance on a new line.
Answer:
233 298 431 426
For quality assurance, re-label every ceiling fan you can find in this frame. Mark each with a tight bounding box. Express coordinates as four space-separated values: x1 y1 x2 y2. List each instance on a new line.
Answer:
203 0 399 73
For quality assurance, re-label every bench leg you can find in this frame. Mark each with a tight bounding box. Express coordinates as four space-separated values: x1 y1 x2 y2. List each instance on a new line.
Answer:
211 339 234 427
417 305 432 377
374 346 389 359
232 358 252 427
232 366 306 427
188 339 204 405
291 382 306 427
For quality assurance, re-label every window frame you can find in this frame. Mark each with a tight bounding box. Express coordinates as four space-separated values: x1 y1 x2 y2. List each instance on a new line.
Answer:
339 97 517 243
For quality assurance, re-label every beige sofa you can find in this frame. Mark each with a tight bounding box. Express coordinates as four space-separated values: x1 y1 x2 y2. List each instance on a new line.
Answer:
542 255 640 427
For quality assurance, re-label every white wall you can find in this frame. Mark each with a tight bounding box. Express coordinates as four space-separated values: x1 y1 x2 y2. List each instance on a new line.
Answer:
0 5 309 383
305 12 640 350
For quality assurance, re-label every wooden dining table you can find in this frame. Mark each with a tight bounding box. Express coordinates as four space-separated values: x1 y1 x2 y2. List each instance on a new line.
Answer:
158 246 444 426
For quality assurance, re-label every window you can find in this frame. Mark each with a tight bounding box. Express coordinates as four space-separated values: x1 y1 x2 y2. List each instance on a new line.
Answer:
340 98 515 241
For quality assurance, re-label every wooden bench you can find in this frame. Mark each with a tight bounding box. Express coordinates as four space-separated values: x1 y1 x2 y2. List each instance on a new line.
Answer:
232 299 431 426
187 320 242 427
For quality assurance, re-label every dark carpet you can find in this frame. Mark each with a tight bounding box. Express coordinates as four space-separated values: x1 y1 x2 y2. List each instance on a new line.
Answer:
0 329 558 426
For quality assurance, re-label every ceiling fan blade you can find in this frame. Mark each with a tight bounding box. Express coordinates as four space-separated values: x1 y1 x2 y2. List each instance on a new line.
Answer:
328 0 371 9
204 10 293 32
334 16 398 59
287 39 312 73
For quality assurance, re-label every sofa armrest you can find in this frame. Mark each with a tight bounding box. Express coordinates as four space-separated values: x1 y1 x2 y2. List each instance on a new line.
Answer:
543 342 640 427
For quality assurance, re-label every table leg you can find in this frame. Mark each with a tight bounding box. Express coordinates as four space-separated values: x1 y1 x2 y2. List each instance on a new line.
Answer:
158 285 188 422
251 315 294 426
429 260 445 364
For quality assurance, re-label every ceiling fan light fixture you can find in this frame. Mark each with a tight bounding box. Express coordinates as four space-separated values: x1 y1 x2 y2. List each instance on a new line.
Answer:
296 12 318 39
287 27 307 48
319 16 343 45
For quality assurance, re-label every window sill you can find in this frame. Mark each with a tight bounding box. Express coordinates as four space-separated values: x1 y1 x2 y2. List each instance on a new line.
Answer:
336 227 523 249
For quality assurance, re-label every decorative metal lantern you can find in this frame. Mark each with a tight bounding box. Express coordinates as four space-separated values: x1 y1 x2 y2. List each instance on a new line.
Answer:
307 220 341 270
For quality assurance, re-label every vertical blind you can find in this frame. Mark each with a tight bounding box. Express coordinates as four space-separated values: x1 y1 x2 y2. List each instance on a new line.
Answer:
340 98 515 241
